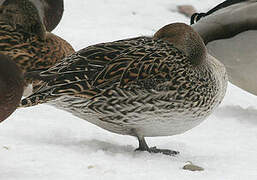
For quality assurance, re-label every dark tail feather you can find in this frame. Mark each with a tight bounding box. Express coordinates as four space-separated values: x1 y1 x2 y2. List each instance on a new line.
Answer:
19 94 46 108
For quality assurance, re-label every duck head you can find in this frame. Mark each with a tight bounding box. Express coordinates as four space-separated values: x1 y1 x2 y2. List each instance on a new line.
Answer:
30 0 64 32
154 23 207 65
0 0 46 40
0 53 24 123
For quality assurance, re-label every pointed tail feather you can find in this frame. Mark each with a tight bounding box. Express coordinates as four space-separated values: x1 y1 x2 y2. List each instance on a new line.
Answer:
19 93 49 108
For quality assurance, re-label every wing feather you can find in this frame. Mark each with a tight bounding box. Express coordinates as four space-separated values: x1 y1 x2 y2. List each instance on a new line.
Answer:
32 36 186 99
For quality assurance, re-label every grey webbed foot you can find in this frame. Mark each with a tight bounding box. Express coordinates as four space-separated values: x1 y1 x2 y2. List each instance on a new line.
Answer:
135 146 179 156
135 135 179 156
148 146 179 156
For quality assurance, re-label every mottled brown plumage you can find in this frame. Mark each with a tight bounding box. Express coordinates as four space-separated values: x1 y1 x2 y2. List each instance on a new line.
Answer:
21 23 227 155
0 0 74 89
0 53 24 123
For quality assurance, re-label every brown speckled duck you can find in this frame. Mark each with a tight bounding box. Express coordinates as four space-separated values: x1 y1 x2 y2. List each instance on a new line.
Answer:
21 23 227 155
0 53 24 123
0 0 74 92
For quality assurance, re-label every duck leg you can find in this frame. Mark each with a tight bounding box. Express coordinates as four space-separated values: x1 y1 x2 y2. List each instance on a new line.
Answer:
135 136 179 156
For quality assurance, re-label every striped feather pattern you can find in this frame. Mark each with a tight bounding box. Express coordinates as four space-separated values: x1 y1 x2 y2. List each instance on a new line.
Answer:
21 23 227 138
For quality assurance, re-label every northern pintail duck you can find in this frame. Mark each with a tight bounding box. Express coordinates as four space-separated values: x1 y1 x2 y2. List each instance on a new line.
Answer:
0 0 74 92
21 23 228 155
191 0 257 95
0 53 24 123
30 0 64 32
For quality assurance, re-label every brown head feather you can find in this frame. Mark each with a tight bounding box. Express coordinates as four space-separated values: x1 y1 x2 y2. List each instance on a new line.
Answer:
154 23 206 65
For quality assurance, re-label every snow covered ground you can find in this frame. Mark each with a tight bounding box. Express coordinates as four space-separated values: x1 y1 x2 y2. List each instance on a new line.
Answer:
1 0 257 179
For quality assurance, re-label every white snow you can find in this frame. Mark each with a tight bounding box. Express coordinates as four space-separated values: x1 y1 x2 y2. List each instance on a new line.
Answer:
1 0 257 179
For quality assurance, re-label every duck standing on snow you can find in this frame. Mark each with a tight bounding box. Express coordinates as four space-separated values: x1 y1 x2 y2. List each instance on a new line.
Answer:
191 0 257 95
0 0 74 93
0 53 24 123
21 23 227 155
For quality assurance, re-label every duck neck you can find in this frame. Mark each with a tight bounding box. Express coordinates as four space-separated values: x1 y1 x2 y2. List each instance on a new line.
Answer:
180 30 207 66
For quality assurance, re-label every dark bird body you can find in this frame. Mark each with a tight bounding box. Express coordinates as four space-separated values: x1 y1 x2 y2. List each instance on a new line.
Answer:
0 53 24 123
21 23 227 155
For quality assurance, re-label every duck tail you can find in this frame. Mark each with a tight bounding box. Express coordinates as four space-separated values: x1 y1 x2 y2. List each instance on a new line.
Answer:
19 93 48 108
